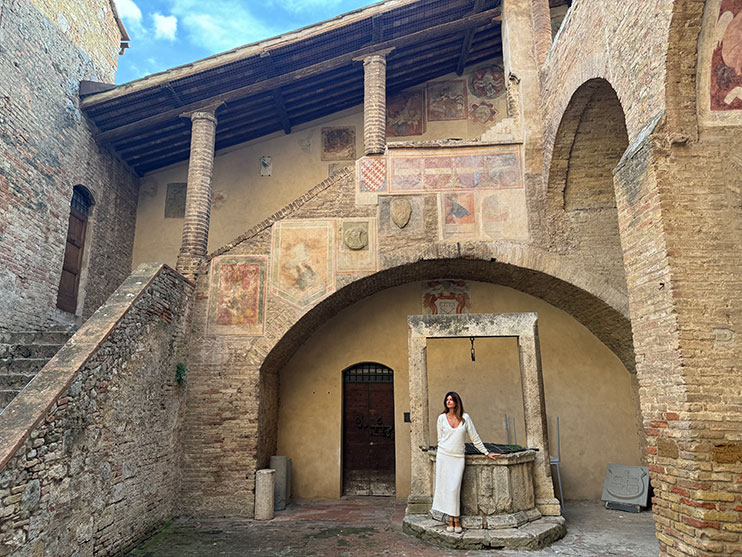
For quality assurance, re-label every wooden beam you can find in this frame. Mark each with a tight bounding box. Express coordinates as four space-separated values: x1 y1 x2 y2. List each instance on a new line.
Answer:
93 6 502 143
456 0 488 76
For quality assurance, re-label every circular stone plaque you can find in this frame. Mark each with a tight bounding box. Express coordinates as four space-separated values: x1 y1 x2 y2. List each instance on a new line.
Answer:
344 226 368 250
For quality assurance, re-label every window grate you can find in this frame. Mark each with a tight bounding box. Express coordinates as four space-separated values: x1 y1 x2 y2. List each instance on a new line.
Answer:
343 363 393 383
71 188 92 215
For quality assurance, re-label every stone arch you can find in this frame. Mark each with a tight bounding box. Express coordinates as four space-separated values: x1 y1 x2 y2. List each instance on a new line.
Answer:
544 78 629 286
255 253 636 468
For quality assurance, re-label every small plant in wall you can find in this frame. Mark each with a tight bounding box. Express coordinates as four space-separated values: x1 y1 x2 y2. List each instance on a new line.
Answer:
175 362 188 386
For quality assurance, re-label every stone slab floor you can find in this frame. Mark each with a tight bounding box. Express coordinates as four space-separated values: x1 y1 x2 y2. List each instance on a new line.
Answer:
127 498 659 556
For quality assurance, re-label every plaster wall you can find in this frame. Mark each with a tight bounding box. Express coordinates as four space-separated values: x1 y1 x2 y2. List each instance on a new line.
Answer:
131 64 508 268
277 281 641 502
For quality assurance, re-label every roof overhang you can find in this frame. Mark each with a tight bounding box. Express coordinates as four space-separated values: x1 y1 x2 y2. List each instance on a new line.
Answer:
84 0 510 175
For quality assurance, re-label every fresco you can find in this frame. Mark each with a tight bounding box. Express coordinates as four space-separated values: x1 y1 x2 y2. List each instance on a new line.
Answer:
357 157 387 192
441 192 476 238
321 127 356 160
422 280 471 315
468 65 506 99
337 219 377 273
207 256 266 335
271 221 334 308
470 101 498 124
388 149 521 193
386 89 425 136
710 0 742 110
427 80 467 120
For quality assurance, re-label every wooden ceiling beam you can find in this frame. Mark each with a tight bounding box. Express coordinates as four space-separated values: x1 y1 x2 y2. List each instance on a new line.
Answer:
93 6 502 144
456 0 488 76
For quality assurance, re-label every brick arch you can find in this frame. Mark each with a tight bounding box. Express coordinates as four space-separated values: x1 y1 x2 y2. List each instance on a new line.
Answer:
542 78 629 286
258 248 633 379
664 0 707 142
254 249 635 471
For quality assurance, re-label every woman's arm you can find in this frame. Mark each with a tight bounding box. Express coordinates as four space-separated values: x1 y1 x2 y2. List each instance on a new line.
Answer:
465 414 490 455
437 413 444 443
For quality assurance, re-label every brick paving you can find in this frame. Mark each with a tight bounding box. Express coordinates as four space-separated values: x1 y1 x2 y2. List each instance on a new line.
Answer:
128 498 659 556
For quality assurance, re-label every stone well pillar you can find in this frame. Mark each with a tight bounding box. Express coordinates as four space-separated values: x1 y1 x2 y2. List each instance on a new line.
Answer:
361 53 388 155
175 104 221 281
407 329 433 513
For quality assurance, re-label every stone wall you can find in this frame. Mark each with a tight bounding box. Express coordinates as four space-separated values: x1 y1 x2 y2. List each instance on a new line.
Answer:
0 0 138 333
0 264 192 556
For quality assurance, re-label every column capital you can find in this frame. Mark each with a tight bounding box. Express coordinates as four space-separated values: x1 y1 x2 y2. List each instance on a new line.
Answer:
353 47 395 64
180 101 224 123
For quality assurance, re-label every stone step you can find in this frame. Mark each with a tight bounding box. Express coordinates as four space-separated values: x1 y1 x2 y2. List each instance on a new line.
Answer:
0 331 72 345
0 358 49 374
0 343 64 360
0 373 37 390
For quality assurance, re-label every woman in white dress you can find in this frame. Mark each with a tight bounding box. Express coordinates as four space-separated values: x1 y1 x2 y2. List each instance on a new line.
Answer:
432 391 499 533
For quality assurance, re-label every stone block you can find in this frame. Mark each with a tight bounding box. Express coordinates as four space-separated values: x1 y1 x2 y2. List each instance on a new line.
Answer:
255 469 275 520
269 456 291 511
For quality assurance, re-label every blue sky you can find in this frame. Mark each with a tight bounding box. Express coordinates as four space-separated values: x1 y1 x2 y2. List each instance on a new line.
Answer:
113 0 379 84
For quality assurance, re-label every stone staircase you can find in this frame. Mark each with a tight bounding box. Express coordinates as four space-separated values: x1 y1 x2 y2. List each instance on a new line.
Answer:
0 330 73 412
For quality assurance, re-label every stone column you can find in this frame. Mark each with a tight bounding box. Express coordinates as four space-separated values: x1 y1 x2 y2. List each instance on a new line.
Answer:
407 330 433 513
518 322 560 516
362 53 387 155
175 104 220 281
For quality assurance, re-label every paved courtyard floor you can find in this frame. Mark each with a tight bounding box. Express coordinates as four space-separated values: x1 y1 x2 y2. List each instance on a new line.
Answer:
127 498 659 556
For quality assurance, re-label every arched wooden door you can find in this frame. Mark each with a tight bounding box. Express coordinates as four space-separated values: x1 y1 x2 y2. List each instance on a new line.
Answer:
342 363 395 496
56 187 93 314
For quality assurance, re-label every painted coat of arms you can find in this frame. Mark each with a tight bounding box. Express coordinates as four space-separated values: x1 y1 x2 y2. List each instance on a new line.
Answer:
710 0 742 110
423 280 471 314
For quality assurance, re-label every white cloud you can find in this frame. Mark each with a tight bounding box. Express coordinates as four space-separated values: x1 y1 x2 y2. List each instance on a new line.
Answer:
170 0 280 53
153 13 178 41
280 0 343 14
115 0 142 22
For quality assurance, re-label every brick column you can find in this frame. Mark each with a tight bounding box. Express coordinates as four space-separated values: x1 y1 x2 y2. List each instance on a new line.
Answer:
362 53 387 155
530 0 552 67
175 106 219 281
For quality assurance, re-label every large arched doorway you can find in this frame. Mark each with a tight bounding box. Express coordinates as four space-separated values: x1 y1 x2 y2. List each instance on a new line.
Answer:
342 362 396 496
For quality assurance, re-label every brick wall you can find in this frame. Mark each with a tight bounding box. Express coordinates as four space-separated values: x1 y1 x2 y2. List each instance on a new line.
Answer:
541 0 742 553
0 0 138 333
0 263 192 556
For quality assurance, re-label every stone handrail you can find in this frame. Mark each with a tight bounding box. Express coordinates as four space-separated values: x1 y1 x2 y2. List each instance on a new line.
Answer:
0 263 193 555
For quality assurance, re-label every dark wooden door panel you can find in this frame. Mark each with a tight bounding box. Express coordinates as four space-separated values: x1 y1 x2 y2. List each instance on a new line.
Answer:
56 208 88 313
343 370 395 496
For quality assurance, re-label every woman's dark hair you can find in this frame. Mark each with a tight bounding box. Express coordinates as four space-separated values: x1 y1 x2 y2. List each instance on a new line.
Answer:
441 391 465 423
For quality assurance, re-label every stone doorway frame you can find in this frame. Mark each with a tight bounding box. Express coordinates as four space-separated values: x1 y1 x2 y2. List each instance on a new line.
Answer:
406 312 560 516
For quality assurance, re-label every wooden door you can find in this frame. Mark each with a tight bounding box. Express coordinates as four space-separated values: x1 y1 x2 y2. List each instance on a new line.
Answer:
343 364 395 496
56 205 88 314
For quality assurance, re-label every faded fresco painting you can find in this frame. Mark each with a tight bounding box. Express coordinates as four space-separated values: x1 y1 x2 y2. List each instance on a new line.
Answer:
271 221 335 308
386 89 425 136
480 190 529 241
470 101 498 124
337 219 377 273
388 148 521 193
441 192 476 238
207 256 267 336
427 80 467 121
710 0 742 110
422 280 471 315
321 127 356 160
468 65 506 99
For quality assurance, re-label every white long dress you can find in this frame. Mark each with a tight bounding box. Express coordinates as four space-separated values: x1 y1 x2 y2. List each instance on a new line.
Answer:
431 412 489 517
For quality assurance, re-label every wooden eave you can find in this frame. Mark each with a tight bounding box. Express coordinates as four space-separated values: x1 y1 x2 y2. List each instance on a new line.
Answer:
83 0 510 175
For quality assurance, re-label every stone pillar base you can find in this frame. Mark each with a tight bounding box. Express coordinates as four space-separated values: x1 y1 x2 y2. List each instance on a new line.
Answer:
406 495 432 515
255 469 276 520
536 497 562 516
